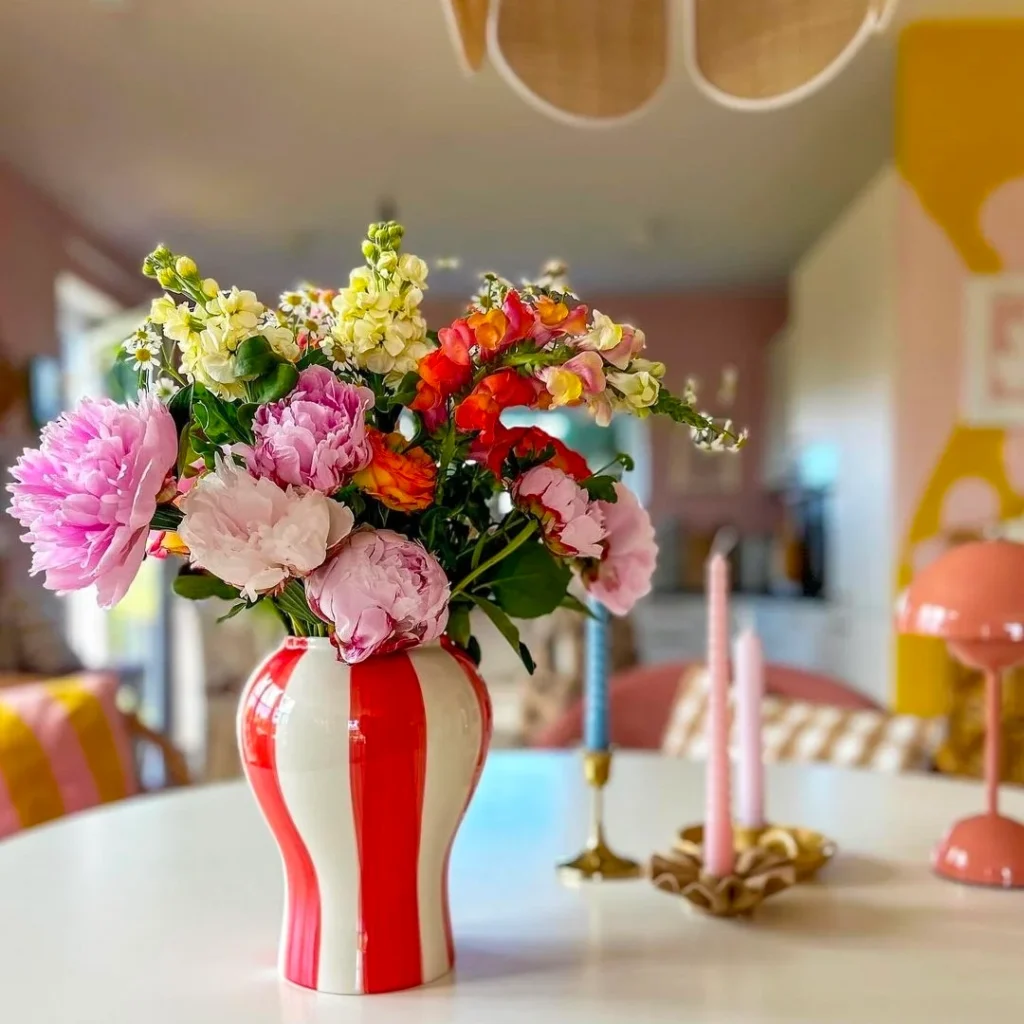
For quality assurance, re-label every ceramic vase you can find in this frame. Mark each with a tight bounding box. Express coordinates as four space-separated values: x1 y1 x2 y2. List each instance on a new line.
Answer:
237 636 492 994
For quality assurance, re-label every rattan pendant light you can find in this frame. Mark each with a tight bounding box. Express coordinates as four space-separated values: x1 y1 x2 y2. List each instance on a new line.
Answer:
487 0 669 125
441 0 898 121
443 0 490 73
683 0 897 110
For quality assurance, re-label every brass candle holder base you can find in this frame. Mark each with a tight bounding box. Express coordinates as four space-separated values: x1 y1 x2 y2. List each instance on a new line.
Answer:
679 822 837 881
650 839 795 917
558 749 641 883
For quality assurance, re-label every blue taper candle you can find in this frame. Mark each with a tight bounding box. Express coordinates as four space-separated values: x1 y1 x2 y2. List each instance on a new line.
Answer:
584 599 610 751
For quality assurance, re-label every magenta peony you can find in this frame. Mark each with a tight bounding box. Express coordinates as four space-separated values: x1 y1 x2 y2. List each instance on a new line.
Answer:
243 366 374 493
305 528 449 663
512 465 606 558
584 482 657 615
7 394 178 608
178 457 353 600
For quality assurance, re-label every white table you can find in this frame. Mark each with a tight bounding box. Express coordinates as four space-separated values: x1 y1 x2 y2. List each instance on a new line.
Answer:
3 752 1024 1023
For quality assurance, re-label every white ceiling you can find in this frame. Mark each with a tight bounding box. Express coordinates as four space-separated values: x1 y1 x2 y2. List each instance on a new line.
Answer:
2 0 1022 297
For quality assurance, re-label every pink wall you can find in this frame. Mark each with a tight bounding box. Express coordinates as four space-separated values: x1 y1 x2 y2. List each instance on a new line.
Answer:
425 288 787 532
0 162 149 362
593 291 786 532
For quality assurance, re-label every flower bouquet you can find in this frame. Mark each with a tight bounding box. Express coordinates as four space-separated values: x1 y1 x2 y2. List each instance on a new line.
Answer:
7 222 741 994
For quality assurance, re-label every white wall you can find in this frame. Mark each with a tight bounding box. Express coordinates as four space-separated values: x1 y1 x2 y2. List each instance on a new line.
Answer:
783 166 899 705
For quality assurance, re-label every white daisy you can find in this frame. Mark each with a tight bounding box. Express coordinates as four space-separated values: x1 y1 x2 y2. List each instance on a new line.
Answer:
129 341 161 373
153 376 181 401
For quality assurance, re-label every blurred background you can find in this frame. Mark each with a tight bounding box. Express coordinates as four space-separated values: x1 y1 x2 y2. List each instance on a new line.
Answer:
4 0 1024 797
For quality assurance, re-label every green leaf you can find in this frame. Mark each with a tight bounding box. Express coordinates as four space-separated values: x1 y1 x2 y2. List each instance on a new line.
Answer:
470 529 491 570
652 390 745 450
298 347 332 370
468 594 535 674
465 635 482 666
172 572 240 601
581 474 618 503
234 335 275 380
447 604 472 648
217 601 249 623
167 382 193 434
252 363 299 404
377 370 420 410
192 384 239 445
488 541 570 619
518 641 536 674
275 579 322 626
237 403 258 436
108 347 145 403
176 425 198 477
151 505 184 531
560 593 596 618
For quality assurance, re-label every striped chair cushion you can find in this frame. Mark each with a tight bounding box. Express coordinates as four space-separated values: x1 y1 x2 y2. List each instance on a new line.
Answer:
0 674 138 838
662 667 943 772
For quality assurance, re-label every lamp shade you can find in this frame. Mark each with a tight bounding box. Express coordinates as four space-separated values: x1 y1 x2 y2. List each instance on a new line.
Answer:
489 0 669 125
896 540 1024 642
443 0 489 73
683 0 897 111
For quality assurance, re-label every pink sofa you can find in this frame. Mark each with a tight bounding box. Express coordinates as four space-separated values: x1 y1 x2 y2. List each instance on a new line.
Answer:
531 661 881 749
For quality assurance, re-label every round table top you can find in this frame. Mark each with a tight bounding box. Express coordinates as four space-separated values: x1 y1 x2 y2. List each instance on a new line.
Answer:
3 751 1024 1023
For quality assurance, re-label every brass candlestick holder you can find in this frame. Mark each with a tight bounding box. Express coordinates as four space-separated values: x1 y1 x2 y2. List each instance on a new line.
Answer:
679 822 836 881
558 749 641 883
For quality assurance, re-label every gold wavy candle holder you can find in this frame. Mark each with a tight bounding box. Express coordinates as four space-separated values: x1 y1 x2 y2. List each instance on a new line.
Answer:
650 837 795 917
679 822 837 881
558 749 641 883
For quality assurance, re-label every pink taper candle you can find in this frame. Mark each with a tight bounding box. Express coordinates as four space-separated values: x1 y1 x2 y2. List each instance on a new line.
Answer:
734 627 765 829
704 552 735 877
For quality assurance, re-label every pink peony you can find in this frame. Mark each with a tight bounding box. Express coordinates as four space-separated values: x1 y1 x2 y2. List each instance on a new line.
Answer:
512 465 606 558
7 394 178 608
584 483 657 615
305 528 450 663
243 366 374 493
178 457 353 600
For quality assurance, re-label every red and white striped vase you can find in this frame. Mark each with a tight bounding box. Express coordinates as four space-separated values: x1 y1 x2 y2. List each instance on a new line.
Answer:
237 635 492 995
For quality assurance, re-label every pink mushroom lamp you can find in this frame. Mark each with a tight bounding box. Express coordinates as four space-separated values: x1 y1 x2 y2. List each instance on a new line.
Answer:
897 540 1024 888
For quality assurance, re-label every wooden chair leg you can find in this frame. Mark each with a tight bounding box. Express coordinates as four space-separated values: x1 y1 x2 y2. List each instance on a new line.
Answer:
123 712 192 788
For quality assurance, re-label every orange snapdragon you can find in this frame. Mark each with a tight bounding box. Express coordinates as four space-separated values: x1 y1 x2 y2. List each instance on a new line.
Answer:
454 370 540 444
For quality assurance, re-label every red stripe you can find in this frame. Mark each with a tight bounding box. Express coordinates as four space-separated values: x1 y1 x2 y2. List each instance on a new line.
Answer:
349 650 428 994
439 639 493 965
238 644 321 989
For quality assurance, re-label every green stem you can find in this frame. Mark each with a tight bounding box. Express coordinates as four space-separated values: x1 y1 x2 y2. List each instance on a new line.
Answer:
451 520 538 597
151 505 184 531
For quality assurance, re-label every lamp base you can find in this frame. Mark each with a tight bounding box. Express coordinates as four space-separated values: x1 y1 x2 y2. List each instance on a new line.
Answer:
933 813 1024 888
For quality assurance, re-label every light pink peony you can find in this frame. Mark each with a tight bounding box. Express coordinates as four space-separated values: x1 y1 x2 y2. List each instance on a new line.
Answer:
7 394 178 608
178 457 353 600
305 528 450 663
244 366 374 493
584 482 657 615
512 465 606 558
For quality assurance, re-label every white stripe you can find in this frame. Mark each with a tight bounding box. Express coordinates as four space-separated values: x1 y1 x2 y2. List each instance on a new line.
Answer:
274 645 363 995
411 644 484 985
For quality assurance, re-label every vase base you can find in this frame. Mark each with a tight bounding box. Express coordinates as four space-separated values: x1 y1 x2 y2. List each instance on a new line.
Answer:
933 813 1024 888
283 961 454 996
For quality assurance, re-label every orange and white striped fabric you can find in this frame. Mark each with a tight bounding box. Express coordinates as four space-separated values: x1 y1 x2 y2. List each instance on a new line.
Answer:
0 674 137 838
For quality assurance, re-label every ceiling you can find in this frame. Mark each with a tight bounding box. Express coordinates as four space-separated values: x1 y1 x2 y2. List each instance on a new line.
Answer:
2 0 1023 298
